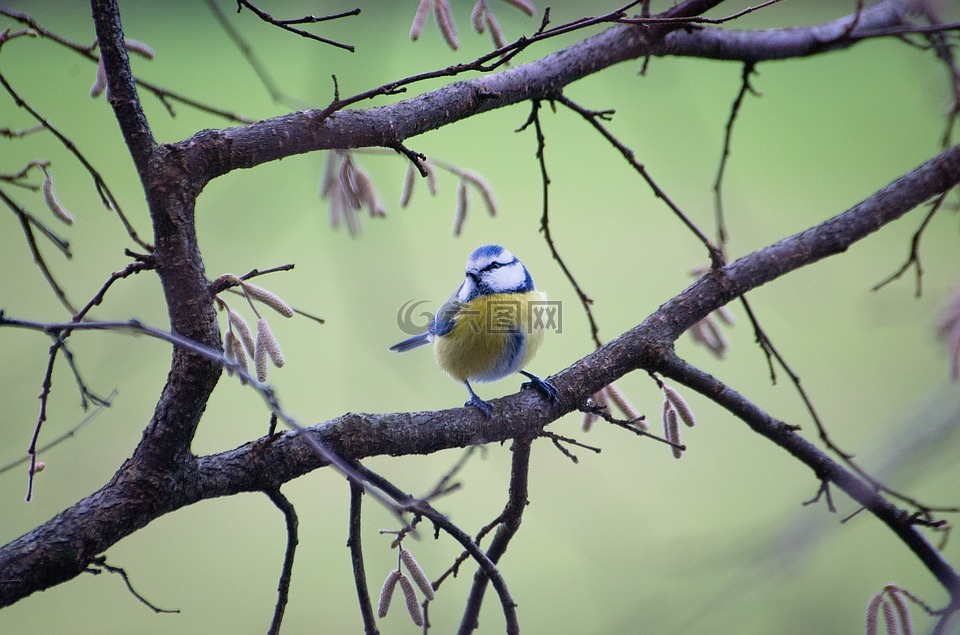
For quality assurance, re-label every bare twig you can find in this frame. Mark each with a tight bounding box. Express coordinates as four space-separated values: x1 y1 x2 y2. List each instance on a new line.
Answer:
87 556 179 614
265 489 298 635
347 481 379 635
522 100 604 349
206 0 309 108
872 186 949 296
0 389 116 476
557 95 725 269
1 188 76 313
235 1 358 52
712 61 757 251
618 0 782 26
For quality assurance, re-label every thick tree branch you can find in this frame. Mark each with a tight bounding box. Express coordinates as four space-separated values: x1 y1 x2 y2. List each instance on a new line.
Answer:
459 437 533 634
177 0 917 186
653 0 914 60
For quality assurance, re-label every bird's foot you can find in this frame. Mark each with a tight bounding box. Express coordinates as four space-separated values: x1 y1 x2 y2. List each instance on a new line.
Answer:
465 394 495 418
519 371 560 402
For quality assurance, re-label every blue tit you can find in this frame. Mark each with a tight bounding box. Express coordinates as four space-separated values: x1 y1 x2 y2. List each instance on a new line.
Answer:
390 244 559 417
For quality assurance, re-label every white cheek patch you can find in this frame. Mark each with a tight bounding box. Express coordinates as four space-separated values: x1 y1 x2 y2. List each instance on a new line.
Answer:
486 263 527 292
457 278 476 302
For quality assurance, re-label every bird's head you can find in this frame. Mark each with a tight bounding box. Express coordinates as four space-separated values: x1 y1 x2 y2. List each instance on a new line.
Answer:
457 244 534 302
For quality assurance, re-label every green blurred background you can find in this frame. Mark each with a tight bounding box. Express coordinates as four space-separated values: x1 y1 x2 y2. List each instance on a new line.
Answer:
2 1 960 633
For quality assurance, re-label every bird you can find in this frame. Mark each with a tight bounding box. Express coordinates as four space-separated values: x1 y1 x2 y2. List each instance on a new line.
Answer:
389 244 559 417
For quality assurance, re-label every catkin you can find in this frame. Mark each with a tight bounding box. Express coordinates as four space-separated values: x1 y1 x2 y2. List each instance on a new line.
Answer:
240 281 294 317
700 315 728 356
662 385 695 427
320 151 338 198
353 166 386 217
256 319 284 368
124 38 155 59
254 338 269 382
224 330 239 375
400 162 416 208
424 160 438 196
42 171 75 225
502 0 536 16
397 573 424 626
460 170 497 216
228 309 256 357
471 1 487 33
485 10 507 49
453 179 469 236
90 59 107 97
715 304 736 326
337 157 363 210
662 401 682 459
881 600 900 635
400 548 435 601
885 586 913 635
865 591 883 635
377 569 402 618
433 0 459 50
227 329 249 376
605 383 644 427
410 0 433 41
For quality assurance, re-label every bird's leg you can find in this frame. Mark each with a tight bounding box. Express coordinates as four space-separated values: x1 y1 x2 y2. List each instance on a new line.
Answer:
519 370 560 402
464 380 495 418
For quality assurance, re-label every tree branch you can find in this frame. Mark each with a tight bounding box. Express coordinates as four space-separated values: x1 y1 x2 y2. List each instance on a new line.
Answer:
179 0 919 186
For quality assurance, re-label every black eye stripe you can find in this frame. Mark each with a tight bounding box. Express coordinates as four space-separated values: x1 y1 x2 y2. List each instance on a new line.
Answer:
481 258 516 272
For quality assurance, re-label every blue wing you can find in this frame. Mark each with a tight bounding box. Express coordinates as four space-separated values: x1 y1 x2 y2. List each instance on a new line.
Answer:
430 293 465 338
390 288 465 351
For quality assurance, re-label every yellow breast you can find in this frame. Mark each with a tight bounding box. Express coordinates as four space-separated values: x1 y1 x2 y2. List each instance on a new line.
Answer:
434 291 547 383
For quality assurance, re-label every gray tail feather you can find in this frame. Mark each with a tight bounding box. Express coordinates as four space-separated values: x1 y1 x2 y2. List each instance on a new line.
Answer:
389 333 430 352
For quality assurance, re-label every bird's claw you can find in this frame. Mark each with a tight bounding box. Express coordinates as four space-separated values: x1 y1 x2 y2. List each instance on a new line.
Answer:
465 395 495 418
520 371 560 402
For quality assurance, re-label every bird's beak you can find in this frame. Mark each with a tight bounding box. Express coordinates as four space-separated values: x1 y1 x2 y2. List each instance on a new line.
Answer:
465 268 480 281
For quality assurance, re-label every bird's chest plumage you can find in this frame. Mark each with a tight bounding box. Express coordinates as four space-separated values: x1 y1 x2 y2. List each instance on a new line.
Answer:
433 291 546 383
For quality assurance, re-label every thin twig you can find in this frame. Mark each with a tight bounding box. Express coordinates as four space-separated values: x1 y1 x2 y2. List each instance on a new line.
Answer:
0 389 116 476
422 446 478 501
539 430 602 465
265 488 298 635
235 1 358 52
1 188 76 313
712 61 757 251
557 94 725 269
205 0 308 108
871 183 949 296
618 0 782 25
347 481 379 635
522 100 603 349
87 556 179 614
